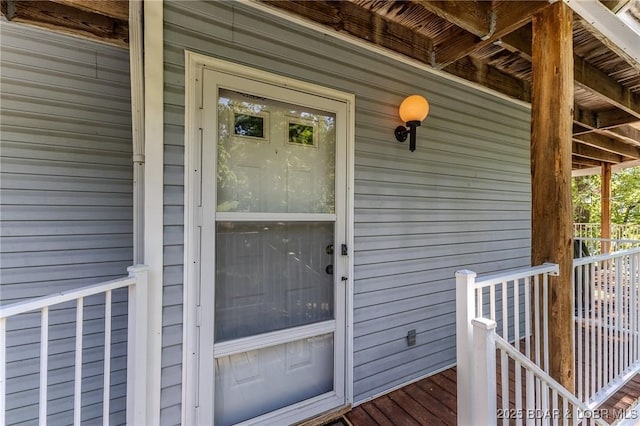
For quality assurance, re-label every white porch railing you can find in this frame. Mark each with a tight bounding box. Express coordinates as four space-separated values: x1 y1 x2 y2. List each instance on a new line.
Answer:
574 223 640 242
456 263 560 426
0 265 148 426
574 237 640 258
472 317 608 426
574 248 640 407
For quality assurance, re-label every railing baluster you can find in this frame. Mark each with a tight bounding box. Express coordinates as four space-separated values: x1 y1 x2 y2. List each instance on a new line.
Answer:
40 306 48 426
525 276 531 361
615 256 621 378
551 388 558 426
577 263 583 402
597 260 603 393
591 261 597 400
501 347 508 426
535 274 541 368
543 273 549 372
103 290 112 426
502 281 508 340
0 317 6 426
629 255 640 368
74 298 84 426
526 370 535 426
608 260 614 384
490 284 496 322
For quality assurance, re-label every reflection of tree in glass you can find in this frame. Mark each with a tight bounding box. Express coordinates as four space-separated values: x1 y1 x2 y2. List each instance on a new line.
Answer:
289 123 314 145
217 99 238 189
234 114 264 137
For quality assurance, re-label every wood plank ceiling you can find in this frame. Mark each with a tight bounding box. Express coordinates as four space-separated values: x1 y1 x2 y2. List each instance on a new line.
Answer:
1 0 638 171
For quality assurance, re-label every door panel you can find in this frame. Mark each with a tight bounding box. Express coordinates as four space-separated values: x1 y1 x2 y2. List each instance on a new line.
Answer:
214 333 334 426
200 67 348 425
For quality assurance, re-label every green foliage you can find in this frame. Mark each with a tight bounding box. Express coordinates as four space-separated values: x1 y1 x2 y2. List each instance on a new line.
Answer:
572 167 640 225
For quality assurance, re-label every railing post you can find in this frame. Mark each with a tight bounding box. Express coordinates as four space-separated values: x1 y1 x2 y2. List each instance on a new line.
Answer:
127 265 148 426
456 270 477 426
472 318 497 426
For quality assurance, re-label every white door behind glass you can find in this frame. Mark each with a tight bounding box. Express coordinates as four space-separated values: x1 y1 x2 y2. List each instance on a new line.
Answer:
201 72 347 425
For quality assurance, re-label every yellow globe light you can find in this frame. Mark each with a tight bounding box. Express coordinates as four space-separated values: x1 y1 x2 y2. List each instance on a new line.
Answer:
399 95 430 123
394 94 430 152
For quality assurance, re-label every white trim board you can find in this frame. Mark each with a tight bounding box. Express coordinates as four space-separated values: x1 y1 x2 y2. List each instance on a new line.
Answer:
182 51 356 425
142 0 163 424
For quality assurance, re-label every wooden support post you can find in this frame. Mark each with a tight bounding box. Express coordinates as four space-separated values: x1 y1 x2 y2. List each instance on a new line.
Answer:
531 2 575 393
601 163 612 253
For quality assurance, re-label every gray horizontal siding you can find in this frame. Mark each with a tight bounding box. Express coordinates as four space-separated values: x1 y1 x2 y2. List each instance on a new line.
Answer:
0 21 132 425
161 0 532 420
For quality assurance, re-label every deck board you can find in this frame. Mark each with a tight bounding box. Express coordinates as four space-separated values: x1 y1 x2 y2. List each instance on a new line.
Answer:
344 368 640 425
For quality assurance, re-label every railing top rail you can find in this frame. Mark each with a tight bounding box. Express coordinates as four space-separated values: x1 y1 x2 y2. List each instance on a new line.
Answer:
472 263 559 289
573 246 640 266
574 237 640 243
492 334 609 426
0 276 136 319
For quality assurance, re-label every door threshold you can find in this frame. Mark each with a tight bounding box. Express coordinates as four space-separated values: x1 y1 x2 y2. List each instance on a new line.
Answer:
295 404 352 426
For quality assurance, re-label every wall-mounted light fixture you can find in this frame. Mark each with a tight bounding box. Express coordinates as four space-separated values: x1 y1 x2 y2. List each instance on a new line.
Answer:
394 95 430 152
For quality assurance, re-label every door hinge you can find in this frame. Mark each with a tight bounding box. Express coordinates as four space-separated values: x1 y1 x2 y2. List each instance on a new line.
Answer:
197 107 204 130
196 305 202 327
341 244 348 256
195 206 203 228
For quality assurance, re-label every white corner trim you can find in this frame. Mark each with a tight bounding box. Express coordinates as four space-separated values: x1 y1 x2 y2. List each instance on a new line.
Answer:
182 51 201 426
130 0 145 265
242 0 532 110
143 0 163 424
564 0 640 66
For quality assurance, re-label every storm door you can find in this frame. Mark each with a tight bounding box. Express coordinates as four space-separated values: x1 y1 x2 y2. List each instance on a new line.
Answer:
199 67 348 425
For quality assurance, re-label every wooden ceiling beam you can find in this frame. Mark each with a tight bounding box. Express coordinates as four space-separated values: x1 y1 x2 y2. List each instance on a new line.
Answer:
572 141 623 163
443 55 531 102
50 0 128 21
572 156 603 167
577 104 639 130
434 1 553 68
573 104 640 130
496 25 532 61
597 126 640 146
597 109 640 129
574 132 640 158
1 0 128 47
501 26 640 120
261 0 433 64
413 0 493 38
574 55 640 120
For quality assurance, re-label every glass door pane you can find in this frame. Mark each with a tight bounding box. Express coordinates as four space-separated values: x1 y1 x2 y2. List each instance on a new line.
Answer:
215 221 334 342
216 89 336 214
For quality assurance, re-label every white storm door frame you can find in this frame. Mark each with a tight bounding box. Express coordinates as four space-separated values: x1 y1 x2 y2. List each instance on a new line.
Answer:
182 51 355 426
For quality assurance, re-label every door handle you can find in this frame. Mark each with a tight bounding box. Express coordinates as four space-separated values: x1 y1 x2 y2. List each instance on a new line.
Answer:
325 264 333 275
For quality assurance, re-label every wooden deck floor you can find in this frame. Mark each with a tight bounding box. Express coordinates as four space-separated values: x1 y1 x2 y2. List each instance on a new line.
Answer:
340 367 640 426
